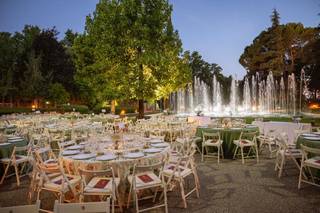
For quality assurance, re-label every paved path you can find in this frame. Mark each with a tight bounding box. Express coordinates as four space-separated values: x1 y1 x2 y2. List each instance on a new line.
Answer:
0 154 319 213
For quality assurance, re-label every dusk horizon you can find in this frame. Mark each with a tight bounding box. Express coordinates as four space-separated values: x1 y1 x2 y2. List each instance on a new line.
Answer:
1 0 319 78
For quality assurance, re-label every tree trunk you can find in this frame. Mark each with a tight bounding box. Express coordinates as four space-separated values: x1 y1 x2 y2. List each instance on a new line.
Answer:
9 95 13 108
138 99 144 119
111 100 116 114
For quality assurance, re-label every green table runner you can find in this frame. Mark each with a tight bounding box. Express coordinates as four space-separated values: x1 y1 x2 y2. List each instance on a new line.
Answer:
195 127 259 158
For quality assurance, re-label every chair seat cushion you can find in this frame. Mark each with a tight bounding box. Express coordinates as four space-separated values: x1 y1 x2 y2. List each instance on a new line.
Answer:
0 155 31 164
44 174 81 192
84 177 120 193
128 172 161 189
203 139 222 146
163 164 192 178
279 149 302 157
234 140 254 147
304 156 320 168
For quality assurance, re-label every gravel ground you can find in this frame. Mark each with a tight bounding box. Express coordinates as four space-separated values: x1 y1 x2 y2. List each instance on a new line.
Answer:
0 153 319 213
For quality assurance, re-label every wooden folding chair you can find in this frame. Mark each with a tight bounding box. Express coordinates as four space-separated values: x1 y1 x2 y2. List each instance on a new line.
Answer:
0 145 32 186
78 168 122 213
298 144 320 189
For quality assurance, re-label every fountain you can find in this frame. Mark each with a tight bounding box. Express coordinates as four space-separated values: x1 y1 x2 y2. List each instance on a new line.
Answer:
172 71 297 117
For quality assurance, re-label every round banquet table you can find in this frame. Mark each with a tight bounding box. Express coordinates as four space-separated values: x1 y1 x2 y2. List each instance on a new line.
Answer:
0 138 28 176
59 135 170 200
296 134 320 177
0 139 28 159
296 135 320 149
195 126 259 158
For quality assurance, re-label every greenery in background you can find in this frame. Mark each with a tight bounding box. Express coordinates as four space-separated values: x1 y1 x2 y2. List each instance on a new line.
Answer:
0 6 319 115
73 0 191 117
239 9 320 99
47 83 70 106
0 25 79 107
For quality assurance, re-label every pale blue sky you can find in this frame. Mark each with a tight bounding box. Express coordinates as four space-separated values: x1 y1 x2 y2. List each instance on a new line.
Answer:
0 0 319 77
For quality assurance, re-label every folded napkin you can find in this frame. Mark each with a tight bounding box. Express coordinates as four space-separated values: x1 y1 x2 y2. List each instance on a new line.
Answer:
138 174 153 183
94 179 110 189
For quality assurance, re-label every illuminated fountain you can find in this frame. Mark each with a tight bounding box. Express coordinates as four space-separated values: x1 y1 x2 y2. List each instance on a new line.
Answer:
171 71 297 117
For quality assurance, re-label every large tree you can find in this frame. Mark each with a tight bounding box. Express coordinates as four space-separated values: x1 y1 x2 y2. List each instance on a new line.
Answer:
239 9 318 79
73 0 190 117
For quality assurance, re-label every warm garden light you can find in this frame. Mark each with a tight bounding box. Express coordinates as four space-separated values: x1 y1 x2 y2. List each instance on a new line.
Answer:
309 103 320 109
120 109 126 115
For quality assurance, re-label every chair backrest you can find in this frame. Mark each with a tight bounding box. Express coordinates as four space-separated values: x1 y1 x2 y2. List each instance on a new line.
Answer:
202 131 220 141
53 199 110 213
34 146 57 164
240 131 257 141
300 144 320 157
276 133 289 151
0 200 40 213
133 160 164 174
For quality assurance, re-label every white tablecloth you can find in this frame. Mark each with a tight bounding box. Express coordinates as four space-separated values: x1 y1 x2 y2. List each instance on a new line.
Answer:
252 121 312 144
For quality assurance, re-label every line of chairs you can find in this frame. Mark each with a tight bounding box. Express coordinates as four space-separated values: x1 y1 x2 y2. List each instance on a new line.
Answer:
0 135 200 213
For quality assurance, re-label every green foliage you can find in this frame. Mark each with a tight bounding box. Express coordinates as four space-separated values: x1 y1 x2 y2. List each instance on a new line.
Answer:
21 51 43 99
0 25 79 107
270 8 280 28
61 104 89 114
47 83 70 105
73 0 191 116
240 10 319 81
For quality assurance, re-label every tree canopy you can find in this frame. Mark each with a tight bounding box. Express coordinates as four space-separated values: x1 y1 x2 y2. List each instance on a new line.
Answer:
73 0 191 117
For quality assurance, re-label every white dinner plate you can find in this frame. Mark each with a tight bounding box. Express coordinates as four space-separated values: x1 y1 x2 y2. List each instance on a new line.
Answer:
150 139 163 144
151 143 169 148
96 154 117 161
123 152 144 159
7 136 22 140
144 148 162 153
8 139 24 143
72 153 96 160
301 133 318 137
303 136 320 141
66 145 84 150
62 150 81 156
79 141 88 145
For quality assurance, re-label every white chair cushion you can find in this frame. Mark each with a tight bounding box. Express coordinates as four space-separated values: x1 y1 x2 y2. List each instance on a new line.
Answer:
84 177 119 193
0 155 31 164
128 172 161 189
203 139 222 146
44 174 81 192
163 164 192 178
234 139 254 147
304 156 320 169
279 149 302 157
